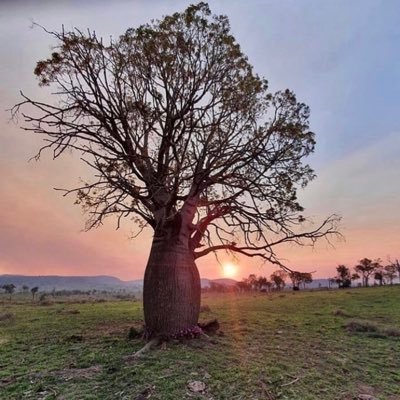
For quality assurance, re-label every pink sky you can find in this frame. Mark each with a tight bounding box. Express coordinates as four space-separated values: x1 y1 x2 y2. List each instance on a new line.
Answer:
1 1 399 280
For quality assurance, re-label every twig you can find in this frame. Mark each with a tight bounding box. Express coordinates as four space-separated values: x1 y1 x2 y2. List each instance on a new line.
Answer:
281 376 301 387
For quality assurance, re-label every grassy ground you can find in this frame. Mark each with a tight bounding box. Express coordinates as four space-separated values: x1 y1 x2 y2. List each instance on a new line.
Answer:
1 287 399 400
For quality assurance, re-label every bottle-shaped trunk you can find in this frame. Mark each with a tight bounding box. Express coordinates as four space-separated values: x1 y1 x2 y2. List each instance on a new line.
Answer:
143 238 201 338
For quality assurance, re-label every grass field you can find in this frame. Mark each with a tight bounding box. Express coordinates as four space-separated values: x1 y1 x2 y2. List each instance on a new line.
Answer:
1 287 400 399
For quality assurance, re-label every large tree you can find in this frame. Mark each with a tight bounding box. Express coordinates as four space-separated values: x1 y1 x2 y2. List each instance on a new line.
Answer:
13 3 339 340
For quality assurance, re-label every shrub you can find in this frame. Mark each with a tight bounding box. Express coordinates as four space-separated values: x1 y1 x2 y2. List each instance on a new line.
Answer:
0 312 14 322
382 326 400 337
333 309 352 317
345 319 379 333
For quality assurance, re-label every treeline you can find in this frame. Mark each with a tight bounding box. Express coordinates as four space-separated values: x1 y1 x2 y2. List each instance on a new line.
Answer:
204 270 313 293
0 285 136 301
333 258 400 288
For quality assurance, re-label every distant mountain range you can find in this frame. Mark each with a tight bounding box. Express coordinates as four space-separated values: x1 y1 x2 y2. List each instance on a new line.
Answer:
0 274 241 292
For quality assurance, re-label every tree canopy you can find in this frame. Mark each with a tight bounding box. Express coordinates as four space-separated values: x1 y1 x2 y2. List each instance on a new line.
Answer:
13 3 340 270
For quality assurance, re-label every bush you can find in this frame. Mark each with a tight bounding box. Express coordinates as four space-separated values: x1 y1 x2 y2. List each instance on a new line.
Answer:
345 319 379 333
0 312 14 322
382 326 400 337
333 309 352 317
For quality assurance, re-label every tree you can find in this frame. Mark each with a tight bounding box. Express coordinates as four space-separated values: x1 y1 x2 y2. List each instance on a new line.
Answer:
236 280 250 292
247 274 258 291
335 265 351 288
22 285 29 293
351 272 360 285
355 258 378 287
289 271 313 290
31 286 39 301
299 272 313 289
388 258 400 283
374 270 384 286
383 264 397 285
270 270 287 291
2 284 16 300
328 277 336 289
13 3 340 339
257 276 269 291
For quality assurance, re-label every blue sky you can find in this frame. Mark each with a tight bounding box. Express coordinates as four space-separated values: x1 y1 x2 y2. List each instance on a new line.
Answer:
0 0 399 279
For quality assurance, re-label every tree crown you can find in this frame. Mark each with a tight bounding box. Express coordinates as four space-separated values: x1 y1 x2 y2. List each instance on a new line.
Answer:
13 3 340 269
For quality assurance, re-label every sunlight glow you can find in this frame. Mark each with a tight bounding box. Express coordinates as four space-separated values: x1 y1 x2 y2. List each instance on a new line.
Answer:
222 262 238 278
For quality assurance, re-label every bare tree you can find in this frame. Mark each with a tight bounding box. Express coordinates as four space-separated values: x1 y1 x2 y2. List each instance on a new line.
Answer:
13 3 340 339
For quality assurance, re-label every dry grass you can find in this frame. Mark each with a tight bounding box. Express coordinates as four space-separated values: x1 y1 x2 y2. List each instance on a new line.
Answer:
333 308 352 317
0 312 14 322
1 287 400 399
345 319 380 333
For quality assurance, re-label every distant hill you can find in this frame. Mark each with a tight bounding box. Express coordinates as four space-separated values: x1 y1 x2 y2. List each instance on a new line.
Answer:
0 275 142 292
0 275 239 292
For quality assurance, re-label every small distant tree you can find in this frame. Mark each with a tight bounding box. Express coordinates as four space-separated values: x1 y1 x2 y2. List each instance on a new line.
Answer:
289 271 302 290
374 270 384 286
236 280 250 292
300 272 313 289
388 258 400 283
373 261 385 286
383 264 397 285
289 271 313 290
351 272 360 284
2 284 16 300
335 265 351 288
22 285 29 293
355 258 378 287
247 274 258 291
236 279 249 292
328 277 336 289
270 270 287 291
257 276 268 291
31 286 39 301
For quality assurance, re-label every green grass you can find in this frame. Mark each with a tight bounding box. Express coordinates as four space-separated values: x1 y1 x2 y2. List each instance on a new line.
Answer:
1 287 400 399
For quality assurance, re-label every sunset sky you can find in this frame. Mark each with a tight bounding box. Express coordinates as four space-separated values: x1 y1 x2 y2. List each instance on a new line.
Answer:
1 0 399 280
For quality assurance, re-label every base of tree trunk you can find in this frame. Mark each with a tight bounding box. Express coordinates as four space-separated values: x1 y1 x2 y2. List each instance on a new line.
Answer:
143 242 201 338
125 319 221 359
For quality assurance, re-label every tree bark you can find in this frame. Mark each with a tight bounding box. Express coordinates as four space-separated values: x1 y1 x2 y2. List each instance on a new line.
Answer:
143 238 201 339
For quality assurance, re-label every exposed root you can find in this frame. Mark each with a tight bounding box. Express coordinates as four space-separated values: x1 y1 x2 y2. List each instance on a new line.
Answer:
124 321 221 362
199 331 211 341
123 338 160 362
134 337 160 357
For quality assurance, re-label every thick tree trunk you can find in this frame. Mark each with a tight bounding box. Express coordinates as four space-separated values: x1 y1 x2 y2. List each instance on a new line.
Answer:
143 238 201 339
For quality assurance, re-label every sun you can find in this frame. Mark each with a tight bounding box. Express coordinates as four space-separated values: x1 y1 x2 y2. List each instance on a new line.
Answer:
222 262 238 278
